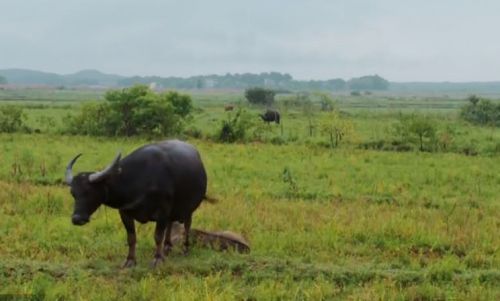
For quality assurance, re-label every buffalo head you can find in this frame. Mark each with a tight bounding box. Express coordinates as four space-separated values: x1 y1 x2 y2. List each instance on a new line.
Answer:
65 153 121 225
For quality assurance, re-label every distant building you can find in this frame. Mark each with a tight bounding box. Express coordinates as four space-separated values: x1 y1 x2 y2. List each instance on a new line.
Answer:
264 78 276 87
204 79 217 88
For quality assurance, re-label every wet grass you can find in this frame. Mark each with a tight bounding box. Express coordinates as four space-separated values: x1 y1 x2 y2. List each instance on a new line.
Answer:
0 89 499 299
0 135 499 300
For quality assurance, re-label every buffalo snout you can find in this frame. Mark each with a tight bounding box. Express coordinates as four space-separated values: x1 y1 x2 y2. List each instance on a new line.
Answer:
72 214 89 226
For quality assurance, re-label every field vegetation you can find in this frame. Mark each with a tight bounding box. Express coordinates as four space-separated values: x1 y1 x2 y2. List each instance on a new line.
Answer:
0 87 498 300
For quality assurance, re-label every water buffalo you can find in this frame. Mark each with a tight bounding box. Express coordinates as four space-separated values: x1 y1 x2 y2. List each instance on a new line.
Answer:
224 104 235 111
65 139 208 267
259 109 280 124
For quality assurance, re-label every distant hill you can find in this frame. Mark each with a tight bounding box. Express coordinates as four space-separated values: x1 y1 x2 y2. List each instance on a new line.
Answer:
64 69 125 86
0 69 123 87
1 68 499 95
0 69 65 85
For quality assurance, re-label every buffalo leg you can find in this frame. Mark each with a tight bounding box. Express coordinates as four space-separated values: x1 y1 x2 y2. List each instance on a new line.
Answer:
151 220 168 268
119 210 137 268
163 221 173 255
183 216 192 255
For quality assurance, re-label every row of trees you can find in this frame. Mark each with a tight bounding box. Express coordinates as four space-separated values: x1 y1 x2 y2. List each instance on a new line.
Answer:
120 74 389 91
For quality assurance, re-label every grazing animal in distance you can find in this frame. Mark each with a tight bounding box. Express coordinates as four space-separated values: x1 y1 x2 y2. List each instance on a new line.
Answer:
65 139 208 268
260 109 280 124
224 104 235 111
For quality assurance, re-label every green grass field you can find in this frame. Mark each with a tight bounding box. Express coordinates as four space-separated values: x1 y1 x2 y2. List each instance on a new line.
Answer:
0 88 499 300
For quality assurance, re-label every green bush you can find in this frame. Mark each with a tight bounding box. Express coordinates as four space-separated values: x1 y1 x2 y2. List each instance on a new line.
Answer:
63 102 112 136
64 85 192 137
460 97 500 127
245 87 276 105
162 91 193 118
0 106 28 133
216 109 252 143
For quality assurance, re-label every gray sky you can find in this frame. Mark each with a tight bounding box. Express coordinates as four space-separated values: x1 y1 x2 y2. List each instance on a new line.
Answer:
1 0 499 81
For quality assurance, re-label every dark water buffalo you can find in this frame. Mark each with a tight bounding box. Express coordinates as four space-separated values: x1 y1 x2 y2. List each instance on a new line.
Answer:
65 140 208 267
259 109 280 124
224 104 235 111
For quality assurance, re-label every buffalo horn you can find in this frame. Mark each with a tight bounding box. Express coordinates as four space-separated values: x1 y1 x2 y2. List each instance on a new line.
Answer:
65 153 82 185
88 152 121 183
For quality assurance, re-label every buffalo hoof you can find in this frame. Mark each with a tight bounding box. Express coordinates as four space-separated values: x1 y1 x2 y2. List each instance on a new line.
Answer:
164 244 173 255
150 256 164 268
122 258 136 268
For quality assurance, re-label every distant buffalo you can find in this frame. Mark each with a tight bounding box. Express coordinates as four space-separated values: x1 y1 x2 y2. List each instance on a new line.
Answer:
65 140 209 268
260 109 280 124
224 104 235 111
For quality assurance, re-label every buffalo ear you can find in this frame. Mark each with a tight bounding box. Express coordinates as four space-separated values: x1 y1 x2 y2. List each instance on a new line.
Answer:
88 152 121 183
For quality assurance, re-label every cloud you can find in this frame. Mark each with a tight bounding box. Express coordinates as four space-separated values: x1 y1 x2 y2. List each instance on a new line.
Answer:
0 0 499 81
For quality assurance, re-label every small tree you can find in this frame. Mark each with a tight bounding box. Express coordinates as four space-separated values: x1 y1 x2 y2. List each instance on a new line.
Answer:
245 87 276 105
409 116 436 151
297 94 316 137
394 114 437 151
320 111 354 148
467 94 480 106
316 92 335 111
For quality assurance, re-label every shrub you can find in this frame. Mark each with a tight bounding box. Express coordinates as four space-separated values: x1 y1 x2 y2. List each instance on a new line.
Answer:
245 87 276 105
63 102 111 136
161 91 193 118
216 109 252 143
0 106 28 133
460 97 500 127
64 85 192 137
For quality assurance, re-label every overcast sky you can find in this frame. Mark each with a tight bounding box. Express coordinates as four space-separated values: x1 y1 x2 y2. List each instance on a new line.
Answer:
1 0 499 81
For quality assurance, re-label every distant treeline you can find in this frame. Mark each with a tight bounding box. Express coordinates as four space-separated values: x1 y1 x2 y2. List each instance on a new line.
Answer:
0 69 388 91
3 69 500 94
119 73 389 91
